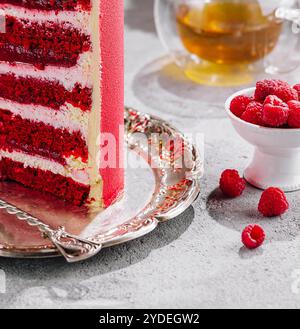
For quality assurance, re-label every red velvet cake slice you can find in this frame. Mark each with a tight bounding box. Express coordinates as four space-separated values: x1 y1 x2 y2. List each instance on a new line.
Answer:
0 0 124 207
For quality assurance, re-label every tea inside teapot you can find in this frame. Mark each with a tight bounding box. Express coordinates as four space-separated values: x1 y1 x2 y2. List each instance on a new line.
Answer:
176 0 283 64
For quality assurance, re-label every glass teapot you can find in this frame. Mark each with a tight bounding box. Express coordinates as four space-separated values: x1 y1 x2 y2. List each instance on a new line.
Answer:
154 0 300 86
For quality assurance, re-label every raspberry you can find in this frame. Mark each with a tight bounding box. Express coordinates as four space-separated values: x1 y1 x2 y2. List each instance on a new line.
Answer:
264 95 287 107
275 85 298 103
258 187 289 217
288 100 300 128
293 84 300 99
242 224 265 249
241 101 264 126
262 99 289 127
219 169 246 198
255 79 298 103
254 79 279 102
230 95 253 118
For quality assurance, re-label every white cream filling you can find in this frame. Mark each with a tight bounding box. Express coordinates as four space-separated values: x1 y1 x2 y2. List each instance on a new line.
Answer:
0 98 89 140
0 149 89 185
0 52 93 90
87 0 103 205
0 4 91 35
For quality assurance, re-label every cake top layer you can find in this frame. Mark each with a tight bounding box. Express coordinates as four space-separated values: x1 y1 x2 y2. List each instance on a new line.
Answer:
0 0 91 11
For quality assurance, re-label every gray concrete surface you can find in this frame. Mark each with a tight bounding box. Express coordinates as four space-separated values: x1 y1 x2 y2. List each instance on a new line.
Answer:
1 0 300 308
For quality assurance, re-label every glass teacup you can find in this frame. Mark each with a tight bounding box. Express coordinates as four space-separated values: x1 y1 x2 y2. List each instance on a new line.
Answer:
154 0 300 86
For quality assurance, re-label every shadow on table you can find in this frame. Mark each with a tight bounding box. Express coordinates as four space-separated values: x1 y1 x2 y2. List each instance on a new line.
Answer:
125 0 156 34
132 56 245 119
0 205 194 305
206 186 300 247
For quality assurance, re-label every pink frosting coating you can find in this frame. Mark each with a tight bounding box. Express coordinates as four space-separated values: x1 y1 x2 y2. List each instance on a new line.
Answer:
100 0 124 207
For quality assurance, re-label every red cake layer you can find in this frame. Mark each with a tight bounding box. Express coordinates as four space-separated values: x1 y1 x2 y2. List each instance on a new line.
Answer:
0 157 90 206
0 74 92 111
0 0 91 11
0 110 88 163
0 16 91 68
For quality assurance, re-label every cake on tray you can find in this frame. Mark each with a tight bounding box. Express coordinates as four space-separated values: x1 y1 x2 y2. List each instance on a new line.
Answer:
0 0 124 207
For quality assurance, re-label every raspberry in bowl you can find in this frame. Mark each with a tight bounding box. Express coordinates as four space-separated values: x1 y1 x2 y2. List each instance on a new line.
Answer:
225 79 300 192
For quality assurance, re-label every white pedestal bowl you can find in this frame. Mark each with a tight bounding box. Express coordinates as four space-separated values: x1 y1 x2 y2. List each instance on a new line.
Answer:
225 88 300 192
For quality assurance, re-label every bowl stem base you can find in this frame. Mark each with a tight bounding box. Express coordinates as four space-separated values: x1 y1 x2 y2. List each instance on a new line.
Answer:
244 148 300 192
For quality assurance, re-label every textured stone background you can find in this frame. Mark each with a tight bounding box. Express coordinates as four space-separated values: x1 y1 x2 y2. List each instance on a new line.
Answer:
1 0 300 308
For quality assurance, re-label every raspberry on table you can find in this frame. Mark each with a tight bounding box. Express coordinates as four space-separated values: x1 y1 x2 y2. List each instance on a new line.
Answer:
288 100 300 128
262 100 289 127
241 101 264 125
230 95 253 118
219 169 246 198
242 224 265 249
258 187 289 217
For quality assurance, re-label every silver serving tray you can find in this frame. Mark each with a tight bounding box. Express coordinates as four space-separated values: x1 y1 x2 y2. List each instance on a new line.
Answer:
0 108 202 259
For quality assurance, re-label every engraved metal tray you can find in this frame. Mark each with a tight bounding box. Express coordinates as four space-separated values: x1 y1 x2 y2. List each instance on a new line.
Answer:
0 108 202 259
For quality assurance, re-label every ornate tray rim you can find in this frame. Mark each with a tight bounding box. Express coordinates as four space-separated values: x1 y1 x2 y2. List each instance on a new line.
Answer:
0 108 202 259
